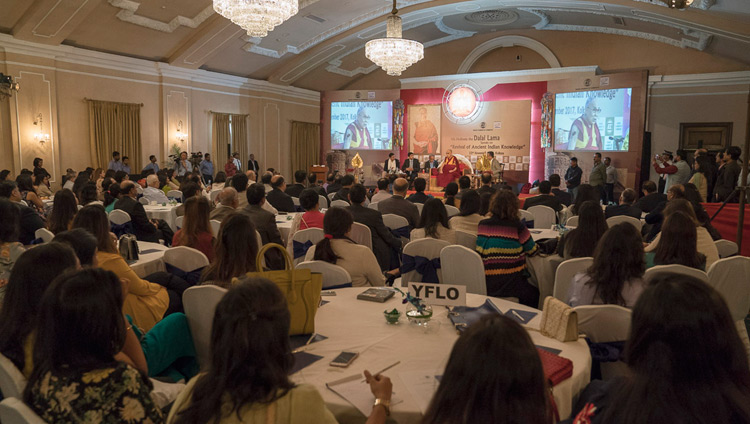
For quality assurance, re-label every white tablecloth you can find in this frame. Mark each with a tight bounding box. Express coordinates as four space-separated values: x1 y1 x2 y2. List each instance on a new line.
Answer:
292 288 591 423
143 205 179 231
130 241 168 278
276 212 300 241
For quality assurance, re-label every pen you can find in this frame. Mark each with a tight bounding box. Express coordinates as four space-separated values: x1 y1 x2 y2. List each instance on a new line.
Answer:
362 361 401 382
511 310 525 323
305 333 317 346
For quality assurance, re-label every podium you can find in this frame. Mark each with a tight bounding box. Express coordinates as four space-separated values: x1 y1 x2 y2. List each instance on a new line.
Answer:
309 165 328 184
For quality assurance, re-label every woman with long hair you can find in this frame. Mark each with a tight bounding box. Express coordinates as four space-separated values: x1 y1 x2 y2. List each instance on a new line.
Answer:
689 156 712 202
308 207 386 287
557 200 608 259
103 181 121 213
682 182 722 240
15 173 45 213
423 314 551 424
78 182 101 206
412 198 456 243
46 188 78 234
0 199 24 306
173 196 215 261
210 171 227 192
443 182 459 207
450 190 483 235
24 268 163 423
478 191 493 216
646 211 706 270
201 213 259 288
569 223 645 307
573 274 750 423
168 277 392 424
477 190 539 307
71 171 91 199
645 199 718 267
32 173 52 198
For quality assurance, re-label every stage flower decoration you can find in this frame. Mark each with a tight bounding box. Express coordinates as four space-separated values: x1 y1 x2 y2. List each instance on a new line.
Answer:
393 99 404 147
541 92 554 149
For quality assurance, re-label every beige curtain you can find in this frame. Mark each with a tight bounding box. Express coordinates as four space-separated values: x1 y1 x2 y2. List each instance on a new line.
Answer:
291 121 321 176
231 114 249 171
87 100 142 170
211 113 231 169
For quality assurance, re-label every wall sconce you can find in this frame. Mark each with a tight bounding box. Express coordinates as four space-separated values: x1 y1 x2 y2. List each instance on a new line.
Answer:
33 113 50 145
176 120 187 142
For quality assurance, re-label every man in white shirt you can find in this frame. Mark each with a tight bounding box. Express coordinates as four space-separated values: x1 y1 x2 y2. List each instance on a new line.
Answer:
371 178 392 203
604 157 618 204
142 174 169 204
232 152 242 173
62 169 76 191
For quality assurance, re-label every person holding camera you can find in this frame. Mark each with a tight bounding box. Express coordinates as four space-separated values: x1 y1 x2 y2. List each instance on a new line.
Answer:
174 151 191 178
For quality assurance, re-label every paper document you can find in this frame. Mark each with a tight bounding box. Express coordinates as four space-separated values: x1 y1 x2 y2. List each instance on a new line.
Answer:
398 370 441 414
326 374 402 417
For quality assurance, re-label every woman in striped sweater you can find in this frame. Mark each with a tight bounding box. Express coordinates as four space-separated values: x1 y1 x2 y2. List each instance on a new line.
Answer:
476 190 539 307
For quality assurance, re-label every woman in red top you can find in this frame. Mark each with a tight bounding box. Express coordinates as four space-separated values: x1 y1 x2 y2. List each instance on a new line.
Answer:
172 196 215 261
286 189 324 247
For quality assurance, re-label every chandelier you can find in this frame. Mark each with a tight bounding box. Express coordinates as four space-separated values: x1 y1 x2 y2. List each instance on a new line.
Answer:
667 0 693 8
213 0 298 38
0 73 20 100
365 0 424 77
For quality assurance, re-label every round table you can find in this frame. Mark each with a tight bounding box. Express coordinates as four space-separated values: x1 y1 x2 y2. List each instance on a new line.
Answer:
143 204 179 231
130 241 168 278
276 212 301 241
292 288 591 423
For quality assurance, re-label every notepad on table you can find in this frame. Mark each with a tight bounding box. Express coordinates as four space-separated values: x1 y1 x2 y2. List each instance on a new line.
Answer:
326 374 402 417
357 288 395 303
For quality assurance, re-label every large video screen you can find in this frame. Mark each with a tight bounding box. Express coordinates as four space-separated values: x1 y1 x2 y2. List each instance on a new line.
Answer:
554 88 632 152
331 101 393 150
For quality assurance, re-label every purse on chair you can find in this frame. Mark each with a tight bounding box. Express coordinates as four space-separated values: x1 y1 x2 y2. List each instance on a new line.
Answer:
539 296 579 342
118 234 139 263
239 243 323 335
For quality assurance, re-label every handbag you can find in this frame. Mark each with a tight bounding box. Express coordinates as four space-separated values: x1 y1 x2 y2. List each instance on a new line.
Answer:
539 296 579 342
118 234 139 262
240 243 323 335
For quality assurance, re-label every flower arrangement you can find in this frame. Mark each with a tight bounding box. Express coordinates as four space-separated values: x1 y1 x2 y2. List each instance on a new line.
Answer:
393 287 426 314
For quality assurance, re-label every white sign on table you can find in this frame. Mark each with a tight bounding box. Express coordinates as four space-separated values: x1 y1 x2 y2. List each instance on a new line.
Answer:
408 282 466 307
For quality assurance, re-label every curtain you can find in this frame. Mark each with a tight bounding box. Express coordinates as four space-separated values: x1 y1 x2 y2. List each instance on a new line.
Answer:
231 114 249 172
211 112 231 169
291 121 321 177
87 100 142 170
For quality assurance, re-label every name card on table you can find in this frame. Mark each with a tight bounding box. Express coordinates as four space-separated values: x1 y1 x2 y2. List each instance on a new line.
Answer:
408 282 466 307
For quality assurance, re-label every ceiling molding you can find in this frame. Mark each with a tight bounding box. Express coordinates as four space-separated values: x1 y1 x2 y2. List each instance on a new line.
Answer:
400 65 601 88
11 0 100 45
648 70 750 88
108 0 214 33
457 35 561 74
631 0 716 10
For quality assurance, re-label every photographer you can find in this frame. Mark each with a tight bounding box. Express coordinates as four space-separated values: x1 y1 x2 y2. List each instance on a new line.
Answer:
174 152 191 178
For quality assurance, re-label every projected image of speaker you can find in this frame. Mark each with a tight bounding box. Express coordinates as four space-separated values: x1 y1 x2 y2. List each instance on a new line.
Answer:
553 88 632 152
331 101 393 150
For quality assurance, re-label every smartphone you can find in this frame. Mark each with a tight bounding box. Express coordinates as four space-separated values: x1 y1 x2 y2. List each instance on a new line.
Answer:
321 290 337 296
330 351 359 367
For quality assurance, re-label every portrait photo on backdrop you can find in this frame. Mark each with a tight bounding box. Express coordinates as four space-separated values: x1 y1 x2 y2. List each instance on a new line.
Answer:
408 104 441 155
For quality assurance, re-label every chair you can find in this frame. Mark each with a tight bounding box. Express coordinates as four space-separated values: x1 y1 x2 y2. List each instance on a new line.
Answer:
290 228 325 266
553 257 594 303
349 222 373 250
135 185 143 194
401 238 450 286
574 304 632 379
565 215 579 227
606 215 642 231
383 214 410 246
0 398 45 424
210 219 221 236
34 228 54 243
318 195 329 209
415 203 424 215
715 239 739 258
174 215 184 229
528 205 556 229
440 245 486 295
454 230 477 250
445 205 460 217
0 353 26 399
210 190 221 203
139 197 150 205
330 199 349 208
519 209 535 227
707 257 750 361
643 264 708 283
108 209 131 225
327 192 336 201
167 190 183 201
368 202 379 211
164 246 210 284
292 197 300 206
296 261 353 289
183 285 228 367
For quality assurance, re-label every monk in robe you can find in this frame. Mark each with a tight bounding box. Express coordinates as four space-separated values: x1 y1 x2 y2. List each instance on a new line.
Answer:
437 149 462 187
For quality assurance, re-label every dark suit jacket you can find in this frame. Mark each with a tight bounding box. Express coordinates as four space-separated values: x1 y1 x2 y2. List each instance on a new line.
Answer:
551 188 572 207
114 196 160 243
326 183 342 194
332 187 351 203
423 160 439 171
266 188 295 212
347 204 402 270
15 202 45 245
406 192 431 204
378 195 420 228
240 204 284 269
384 159 400 174
476 185 496 197
634 192 667 213
522 194 563 212
605 204 642 219
247 160 260 174
285 184 306 198
402 158 420 178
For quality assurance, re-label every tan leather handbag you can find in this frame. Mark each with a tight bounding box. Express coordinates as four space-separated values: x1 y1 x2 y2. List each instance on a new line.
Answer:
539 296 579 342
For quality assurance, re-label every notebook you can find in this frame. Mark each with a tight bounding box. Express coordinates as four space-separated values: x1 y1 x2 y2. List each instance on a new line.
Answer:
357 288 395 303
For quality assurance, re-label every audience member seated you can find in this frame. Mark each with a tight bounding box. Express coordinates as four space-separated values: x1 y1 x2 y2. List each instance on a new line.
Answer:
443 182 459 207
371 178 392 203
560 183 599 224
449 190 483 235
71 171 92 199
557 201 608 260
306 207 386 287
25 268 163 423
62 168 77 191
347 184 402 271
522 180 563 213
163 169 180 193
411 198 456 244
114 170 129 184
285 170 307 198
231 172 251 208
287 189 325 245
267 175 296 212
645 199 719 267
407 178 433 204
78 182 101 206
332 174 356 204
378 178 420 228
644 184 684 241
683 183 722 240
475 172 496 198
634 180 666 213
645 211 707 270
0 200 24 305
241 183 284 269
15 173 45 214
571 274 750 423
307 172 327 197
455 176 472 200
326 173 342 194
52 229 98 268
549 173 572 206
201 214 259 288
0 181 45 245
176 182 203 217
167 277 392 424
32 173 52 198
478 191 493 216
46 188 78 234
569 223 645 308
604 188 642 219
103 181 121 213
422 315 550 424
210 187 238 222
173 196 215 262
209 171 227 193
143 174 169 204
477 190 539 307
115 181 165 244
0 243 78 377
0 169 10 181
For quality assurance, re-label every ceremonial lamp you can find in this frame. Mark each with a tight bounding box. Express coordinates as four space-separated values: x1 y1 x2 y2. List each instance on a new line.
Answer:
351 152 364 183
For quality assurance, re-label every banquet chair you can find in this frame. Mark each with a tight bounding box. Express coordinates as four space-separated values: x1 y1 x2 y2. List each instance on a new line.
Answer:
415 203 424 215
34 228 54 243
349 222 373 250
139 197 150 205
318 195 329 209
0 398 45 424
108 209 131 225
163 246 210 284
565 215 579 227
136 185 143 195
383 214 410 245
174 216 183 229
553 257 594 303
715 239 739 258
606 215 642 231
643 264 708 283
0 353 26 399
455 230 477 250
707 256 750 361
528 205 556 229
210 220 221 236
296 261 352 289
210 190 221 203
519 209 535 228
183 285 228 368
167 190 183 202
401 238 450 286
440 245 486 295
574 304 632 380
292 197 300 206
327 192 336 201
290 228 325 267
445 205 460 217
368 202 379 211
331 199 349 208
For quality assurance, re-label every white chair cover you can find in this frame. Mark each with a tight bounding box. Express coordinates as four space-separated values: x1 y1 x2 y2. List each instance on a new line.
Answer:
0 353 26 399
643 264 708 283
566 215 579 227
454 230 477 250
528 205 556 229
163 246 210 272
210 190 221 203
34 228 54 243
519 209 535 227
327 192 336 200
382 214 409 231
182 285 228 368
292 197 300 206
715 239 739 258
445 205 460 217
368 202 379 211
167 190 183 201
415 203 424 215
401 238 450 286
139 197 150 205
707 257 750 322
290 228 325 267
296 261 352 288
606 215 643 231
440 245 486 295
108 209 131 225
0 398 45 424
318 195 329 209
350 222 373 250
135 185 143 194
553 257 594 303
174 216 184 229
330 199 349 208
574 304 632 379
210 220 221 236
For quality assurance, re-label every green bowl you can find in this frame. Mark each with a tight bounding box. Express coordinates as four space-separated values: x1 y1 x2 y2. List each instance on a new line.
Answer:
384 309 401 325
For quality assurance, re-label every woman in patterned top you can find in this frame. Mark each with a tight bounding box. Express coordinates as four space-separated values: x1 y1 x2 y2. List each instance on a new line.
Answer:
24 268 163 424
476 190 539 307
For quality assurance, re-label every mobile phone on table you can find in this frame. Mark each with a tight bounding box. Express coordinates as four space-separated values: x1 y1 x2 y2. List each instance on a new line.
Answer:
330 351 359 367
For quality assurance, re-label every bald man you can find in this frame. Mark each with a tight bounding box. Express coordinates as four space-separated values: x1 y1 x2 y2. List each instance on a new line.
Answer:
266 175 295 212
246 170 256 183
142 174 168 204
377 177 420 227
210 187 238 222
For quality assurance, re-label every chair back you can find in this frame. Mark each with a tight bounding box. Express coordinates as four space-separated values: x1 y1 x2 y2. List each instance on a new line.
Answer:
519 209 535 227
318 195 329 209
292 197 300 206
330 199 349 208
528 205 556 229
715 239 739 258
135 185 143 194
182 285 228 368
553 257 594 303
175 215 184 229
415 202 424 215
0 398 45 424
440 245 486 295
368 202 379 211
445 205 460 217
401 238 450 286
327 192 336 200
349 222 373 250
382 214 409 231
565 215 579 227
163 246 210 272
34 228 54 243
139 197 149 205
210 190 221 203
210 220 221 236
574 304 632 343
454 230 477 250
296 261 352 289
290 228 325 266
108 209 131 225
606 215 642 231
707 256 750 322
167 190 183 202
644 264 708 283
0 353 26 399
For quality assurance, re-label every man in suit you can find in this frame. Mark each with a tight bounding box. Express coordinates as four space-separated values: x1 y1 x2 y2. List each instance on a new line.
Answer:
634 180 667 213
384 152 400 175
423 154 439 171
247 153 260 179
266 175 295 212
476 172 496 197
0 181 45 245
347 184 402 271
210 187 238 222
522 180 563 212
307 173 327 198
114 181 164 244
407 178 432 204
402 152 420 185
285 170 307 198
605 188 642 219
326 174 342 195
332 174 356 204
488 151 503 181
549 174 572 207
241 183 284 269
378 178 420 228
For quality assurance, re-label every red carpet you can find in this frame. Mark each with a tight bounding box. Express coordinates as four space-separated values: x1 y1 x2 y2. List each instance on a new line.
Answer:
702 203 750 256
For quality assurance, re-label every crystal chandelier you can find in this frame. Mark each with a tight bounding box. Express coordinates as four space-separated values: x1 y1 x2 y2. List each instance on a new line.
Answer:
365 0 424 76
213 0 298 38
